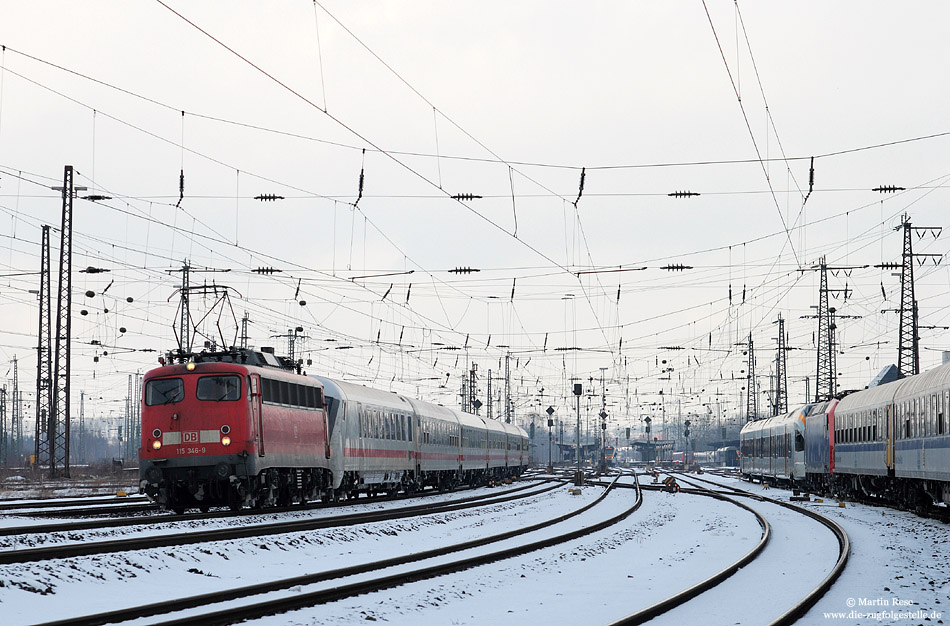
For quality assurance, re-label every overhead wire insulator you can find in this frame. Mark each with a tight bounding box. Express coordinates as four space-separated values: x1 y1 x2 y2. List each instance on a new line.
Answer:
355 148 366 207
81 195 112 201
573 167 586 208
872 185 905 193
451 193 482 201
449 267 480 274
668 190 700 198
254 194 285 201
660 264 693 271
253 267 281 274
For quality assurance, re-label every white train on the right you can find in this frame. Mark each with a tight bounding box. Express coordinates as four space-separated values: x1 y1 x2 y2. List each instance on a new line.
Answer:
740 361 950 511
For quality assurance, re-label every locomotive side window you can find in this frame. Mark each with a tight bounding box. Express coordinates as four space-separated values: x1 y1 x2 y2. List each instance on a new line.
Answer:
261 378 274 403
145 377 184 406
197 375 241 402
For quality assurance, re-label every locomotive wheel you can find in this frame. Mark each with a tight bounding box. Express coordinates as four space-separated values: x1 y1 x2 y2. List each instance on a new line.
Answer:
199 504 210 513
173 505 186 515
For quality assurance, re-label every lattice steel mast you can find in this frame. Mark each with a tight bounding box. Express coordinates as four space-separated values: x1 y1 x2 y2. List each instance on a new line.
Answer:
52 165 79 477
815 259 835 402
799 257 859 401
773 314 787 415
0 385 6 466
35 224 53 471
745 333 756 421
11 357 20 463
894 216 940 375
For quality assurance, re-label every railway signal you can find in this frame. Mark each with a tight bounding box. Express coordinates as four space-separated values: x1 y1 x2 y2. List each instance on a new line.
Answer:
546 405 555 474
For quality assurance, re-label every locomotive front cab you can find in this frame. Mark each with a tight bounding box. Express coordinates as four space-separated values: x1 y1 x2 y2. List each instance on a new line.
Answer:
140 362 254 512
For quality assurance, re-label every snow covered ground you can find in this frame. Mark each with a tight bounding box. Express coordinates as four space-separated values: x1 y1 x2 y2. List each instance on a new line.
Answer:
1 471 945 625
695 471 950 626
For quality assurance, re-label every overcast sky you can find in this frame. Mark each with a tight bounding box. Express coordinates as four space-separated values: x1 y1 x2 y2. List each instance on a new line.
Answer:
1 1 949 441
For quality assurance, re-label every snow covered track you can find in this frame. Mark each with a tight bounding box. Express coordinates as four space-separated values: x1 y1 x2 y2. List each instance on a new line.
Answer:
0 480 562 565
606 480 771 625
0 495 153 517
0 478 552 539
30 474 641 626
653 473 851 626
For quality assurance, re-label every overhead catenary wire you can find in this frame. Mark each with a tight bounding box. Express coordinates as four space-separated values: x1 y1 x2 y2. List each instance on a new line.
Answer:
1 9 947 420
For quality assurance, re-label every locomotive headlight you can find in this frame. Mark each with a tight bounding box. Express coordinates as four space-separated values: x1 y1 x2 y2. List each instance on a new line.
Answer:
220 425 231 435
221 436 232 446
186 362 196 371
152 429 162 438
152 440 162 450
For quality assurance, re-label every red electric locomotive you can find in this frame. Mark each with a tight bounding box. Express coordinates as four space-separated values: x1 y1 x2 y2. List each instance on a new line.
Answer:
141 347 529 513
139 349 331 513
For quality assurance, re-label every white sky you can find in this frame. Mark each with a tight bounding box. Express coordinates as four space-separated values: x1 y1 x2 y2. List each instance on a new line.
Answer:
1 1 949 443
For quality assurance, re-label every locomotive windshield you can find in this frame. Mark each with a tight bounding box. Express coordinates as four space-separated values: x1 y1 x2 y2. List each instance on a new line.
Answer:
145 378 184 406
197 375 242 402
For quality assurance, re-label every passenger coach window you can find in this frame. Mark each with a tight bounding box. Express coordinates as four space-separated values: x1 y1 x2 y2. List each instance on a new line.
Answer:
197 375 241 401
145 377 184 406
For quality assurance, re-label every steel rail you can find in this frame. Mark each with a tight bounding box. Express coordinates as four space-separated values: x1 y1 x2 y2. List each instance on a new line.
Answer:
0 478 551 538
672 472 851 626
0 480 563 565
34 474 641 626
605 480 771 626
0 495 148 512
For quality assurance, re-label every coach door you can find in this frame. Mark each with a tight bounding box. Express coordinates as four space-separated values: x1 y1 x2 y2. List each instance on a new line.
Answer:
784 430 789 477
885 405 894 470
250 374 264 456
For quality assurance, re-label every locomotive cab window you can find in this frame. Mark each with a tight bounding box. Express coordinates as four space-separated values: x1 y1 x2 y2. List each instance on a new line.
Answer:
197 375 241 401
145 377 184 406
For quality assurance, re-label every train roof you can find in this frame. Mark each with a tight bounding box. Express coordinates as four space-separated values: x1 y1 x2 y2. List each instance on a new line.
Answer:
481 417 508 435
890 360 950 400
833 363 950 414
805 399 838 416
834 379 902 413
739 405 808 434
304 375 527 435
500 420 528 438
310 376 414 411
456 411 487 430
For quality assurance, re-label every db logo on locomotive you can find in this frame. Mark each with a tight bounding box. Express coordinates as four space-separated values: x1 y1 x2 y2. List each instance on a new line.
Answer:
183 431 199 443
